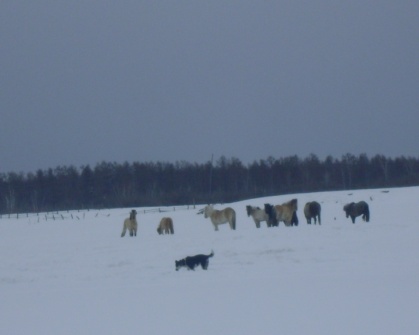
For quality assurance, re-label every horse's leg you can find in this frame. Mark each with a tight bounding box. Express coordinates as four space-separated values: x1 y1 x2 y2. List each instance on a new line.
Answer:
292 212 299 226
254 219 260 228
274 212 281 227
351 216 356 223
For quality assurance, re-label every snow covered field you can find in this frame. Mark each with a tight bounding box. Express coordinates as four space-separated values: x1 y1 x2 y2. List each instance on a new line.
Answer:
1 187 418 335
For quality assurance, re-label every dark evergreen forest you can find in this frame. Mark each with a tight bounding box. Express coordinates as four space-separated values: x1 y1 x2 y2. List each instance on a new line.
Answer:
1 154 419 214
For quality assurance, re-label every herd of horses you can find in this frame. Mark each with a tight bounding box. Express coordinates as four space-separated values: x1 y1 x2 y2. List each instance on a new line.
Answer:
246 199 369 229
121 199 370 236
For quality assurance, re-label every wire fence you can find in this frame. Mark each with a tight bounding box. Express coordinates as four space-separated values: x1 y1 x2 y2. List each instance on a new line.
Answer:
0 204 201 223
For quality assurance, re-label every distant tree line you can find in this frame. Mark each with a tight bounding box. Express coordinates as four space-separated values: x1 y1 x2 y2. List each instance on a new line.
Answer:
1 154 419 214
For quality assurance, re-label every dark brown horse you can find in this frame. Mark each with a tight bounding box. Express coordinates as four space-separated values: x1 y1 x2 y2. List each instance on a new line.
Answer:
343 201 370 223
264 199 298 227
304 201 321 225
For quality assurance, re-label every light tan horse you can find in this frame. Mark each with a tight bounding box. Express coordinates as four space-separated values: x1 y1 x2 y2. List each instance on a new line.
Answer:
157 217 174 235
121 209 138 237
264 199 298 227
203 205 236 231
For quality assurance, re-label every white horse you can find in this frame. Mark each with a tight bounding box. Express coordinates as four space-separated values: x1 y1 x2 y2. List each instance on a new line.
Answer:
203 205 236 231
121 209 138 237
246 205 271 228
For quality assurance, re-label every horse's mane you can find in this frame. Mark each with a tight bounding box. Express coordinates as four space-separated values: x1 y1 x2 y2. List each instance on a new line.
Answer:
246 205 262 216
246 205 252 216
129 209 137 220
285 199 298 210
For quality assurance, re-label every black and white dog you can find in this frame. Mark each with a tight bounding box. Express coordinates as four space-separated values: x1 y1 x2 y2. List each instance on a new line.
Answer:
175 251 214 271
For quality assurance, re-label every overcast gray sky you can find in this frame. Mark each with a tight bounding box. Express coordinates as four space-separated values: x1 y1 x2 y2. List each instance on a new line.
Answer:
1 1 418 173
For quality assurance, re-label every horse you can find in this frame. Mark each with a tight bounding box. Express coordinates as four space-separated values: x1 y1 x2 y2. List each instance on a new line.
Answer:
304 201 321 225
343 201 370 223
264 199 298 227
121 209 138 237
203 205 236 231
157 217 174 235
246 205 271 228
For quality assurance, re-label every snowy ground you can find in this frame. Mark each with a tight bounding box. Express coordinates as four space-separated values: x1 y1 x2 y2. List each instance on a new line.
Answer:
1 187 418 335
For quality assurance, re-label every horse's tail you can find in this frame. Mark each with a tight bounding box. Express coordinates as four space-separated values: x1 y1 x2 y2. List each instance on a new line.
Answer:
208 250 214 258
135 220 138 235
365 206 370 222
246 205 251 217
121 221 127 237
318 208 321 224
316 203 321 224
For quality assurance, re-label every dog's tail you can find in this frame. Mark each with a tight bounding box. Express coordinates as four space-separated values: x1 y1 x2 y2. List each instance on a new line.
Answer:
208 250 214 258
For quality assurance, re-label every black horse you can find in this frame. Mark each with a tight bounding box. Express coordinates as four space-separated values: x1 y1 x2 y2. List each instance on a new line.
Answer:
304 201 321 225
343 201 370 223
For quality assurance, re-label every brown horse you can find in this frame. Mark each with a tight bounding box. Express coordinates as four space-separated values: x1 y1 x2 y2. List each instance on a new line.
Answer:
203 205 236 231
121 209 138 237
264 199 298 227
246 205 271 228
304 201 321 225
343 201 370 223
157 217 174 235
